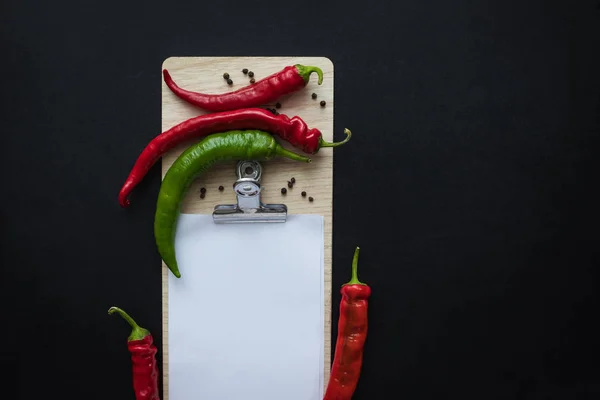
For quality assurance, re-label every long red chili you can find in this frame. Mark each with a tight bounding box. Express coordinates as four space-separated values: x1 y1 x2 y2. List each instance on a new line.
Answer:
163 64 323 112
324 247 371 400
118 108 350 207
109 306 160 400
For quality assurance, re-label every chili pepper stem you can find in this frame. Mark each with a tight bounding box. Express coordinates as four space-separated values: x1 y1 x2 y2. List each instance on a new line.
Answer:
345 246 365 286
319 128 352 148
276 146 312 163
108 306 150 341
295 65 324 85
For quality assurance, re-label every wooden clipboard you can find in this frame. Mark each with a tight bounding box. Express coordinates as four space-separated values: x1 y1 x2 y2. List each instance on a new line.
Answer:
160 56 335 398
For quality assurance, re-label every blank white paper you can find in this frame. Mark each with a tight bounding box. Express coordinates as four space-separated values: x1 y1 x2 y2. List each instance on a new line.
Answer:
168 214 324 400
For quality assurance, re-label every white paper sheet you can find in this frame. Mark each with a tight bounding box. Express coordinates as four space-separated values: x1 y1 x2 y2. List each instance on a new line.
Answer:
168 214 324 400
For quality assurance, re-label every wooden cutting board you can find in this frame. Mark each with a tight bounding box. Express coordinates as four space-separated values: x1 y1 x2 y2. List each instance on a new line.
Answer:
160 56 337 397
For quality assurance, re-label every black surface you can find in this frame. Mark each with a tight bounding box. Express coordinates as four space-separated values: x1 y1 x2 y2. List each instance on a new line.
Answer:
2 0 599 399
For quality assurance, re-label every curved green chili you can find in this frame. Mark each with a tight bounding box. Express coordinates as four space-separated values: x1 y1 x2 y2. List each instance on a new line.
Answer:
155 130 311 278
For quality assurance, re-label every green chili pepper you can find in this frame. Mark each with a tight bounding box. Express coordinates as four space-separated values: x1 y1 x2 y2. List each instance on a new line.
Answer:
155 129 312 278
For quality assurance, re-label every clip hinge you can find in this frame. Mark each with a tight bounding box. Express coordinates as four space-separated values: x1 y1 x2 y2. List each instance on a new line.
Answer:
212 161 287 224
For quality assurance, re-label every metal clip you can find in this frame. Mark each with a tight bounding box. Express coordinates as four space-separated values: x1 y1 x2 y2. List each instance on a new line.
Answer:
212 160 287 224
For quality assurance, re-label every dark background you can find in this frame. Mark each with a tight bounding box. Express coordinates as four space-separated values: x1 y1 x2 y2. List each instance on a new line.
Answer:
1 0 599 398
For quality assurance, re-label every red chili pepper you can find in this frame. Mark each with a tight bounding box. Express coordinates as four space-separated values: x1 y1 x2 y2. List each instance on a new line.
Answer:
118 108 350 207
109 306 160 400
163 64 323 112
324 247 371 400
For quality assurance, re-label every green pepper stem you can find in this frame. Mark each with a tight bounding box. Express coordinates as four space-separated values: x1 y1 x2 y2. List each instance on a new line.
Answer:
345 246 365 285
108 306 150 342
295 64 324 85
277 146 312 163
320 128 352 148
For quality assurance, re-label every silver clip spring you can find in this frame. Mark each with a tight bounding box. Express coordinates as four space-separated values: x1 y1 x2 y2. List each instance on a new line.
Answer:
212 161 287 224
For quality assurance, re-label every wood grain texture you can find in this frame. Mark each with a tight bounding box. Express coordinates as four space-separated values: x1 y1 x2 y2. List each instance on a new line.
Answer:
160 56 337 398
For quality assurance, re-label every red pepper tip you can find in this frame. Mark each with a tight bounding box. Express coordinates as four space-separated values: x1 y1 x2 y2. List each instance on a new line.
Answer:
163 69 175 85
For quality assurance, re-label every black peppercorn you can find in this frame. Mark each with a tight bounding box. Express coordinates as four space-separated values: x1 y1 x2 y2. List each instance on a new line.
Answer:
250 78 255 84
223 73 230 80
200 193 206 199
242 68 248 74
275 102 281 109
248 71 254 77
218 185 224 191
200 187 206 194
320 100 326 107
309 196 314 202
227 78 233 85
301 191 306 197
287 181 293 188
281 188 287 194
291 177 296 184
311 93 317 99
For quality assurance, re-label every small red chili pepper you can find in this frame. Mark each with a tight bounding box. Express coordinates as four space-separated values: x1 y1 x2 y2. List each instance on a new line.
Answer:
109 306 160 400
324 247 371 400
118 108 350 207
163 64 323 112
